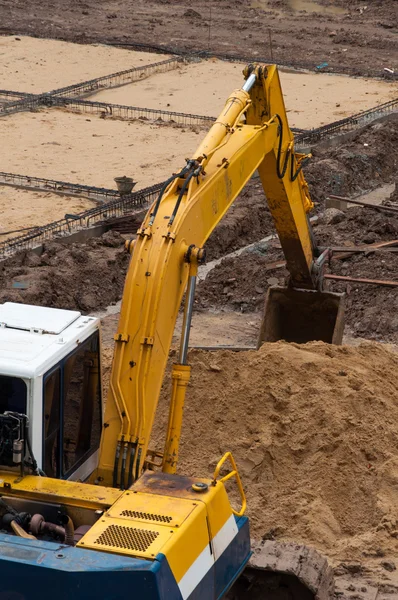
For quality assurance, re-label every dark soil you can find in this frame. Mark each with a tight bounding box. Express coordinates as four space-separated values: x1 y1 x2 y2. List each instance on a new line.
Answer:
205 177 273 260
197 207 398 342
196 244 287 313
329 253 398 342
0 230 129 313
315 206 398 246
0 0 397 78
305 115 398 205
389 180 398 203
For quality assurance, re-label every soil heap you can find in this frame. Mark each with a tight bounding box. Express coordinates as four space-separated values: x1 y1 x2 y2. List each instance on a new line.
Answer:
197 206 398 343
150 341 398 568
0 230 129 312
305 115 398 205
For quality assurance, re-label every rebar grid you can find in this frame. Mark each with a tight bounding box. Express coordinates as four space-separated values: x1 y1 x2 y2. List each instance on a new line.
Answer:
48 97 215 128
46 56 183 99
295 97 398 149
0 172 120 203
0 90 34 106
0 181 163 258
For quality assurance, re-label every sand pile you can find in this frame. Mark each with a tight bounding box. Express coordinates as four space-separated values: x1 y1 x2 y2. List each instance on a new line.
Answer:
150 341 398 565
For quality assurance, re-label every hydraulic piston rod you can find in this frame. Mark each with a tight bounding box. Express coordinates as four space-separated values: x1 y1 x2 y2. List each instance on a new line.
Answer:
162 273 197 473
242 72 257 92
179 275 197 365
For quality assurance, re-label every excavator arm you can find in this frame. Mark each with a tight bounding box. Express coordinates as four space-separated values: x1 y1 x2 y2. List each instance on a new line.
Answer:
95 64 343 488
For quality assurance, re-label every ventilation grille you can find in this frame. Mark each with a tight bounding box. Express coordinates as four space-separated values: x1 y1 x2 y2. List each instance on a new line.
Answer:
119 509 173 523
94 524 159 552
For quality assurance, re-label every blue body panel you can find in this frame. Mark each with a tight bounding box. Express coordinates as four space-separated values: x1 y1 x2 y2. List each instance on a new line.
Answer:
0 517 250 599
0 533 181 600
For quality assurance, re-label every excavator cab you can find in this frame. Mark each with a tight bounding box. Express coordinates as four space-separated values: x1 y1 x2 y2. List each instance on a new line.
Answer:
258 286 345 346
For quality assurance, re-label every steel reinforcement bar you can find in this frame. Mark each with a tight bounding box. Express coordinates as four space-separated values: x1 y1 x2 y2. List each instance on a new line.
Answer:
295 97 398 148
0 95 40 116
0 172 121 203
46 97 215 128
0 90 34 105
46 56 183 99
0 182 163 258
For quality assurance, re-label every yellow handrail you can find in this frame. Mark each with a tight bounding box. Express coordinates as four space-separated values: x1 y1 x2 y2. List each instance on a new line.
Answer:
212 452 247 517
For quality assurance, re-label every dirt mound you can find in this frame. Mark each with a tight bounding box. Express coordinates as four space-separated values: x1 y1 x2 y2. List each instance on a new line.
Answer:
314 206 398 246
327 253 398 342
0 230 129 312
3 0 397 78
152 341 398 567
305 116 398 205
197 245 286 312
197 207 398 342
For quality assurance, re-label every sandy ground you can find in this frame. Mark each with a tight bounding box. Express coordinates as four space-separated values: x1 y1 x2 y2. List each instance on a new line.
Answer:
0 36 168 94
0 187 97 238
253 0 346 15
0 109 200 189
90 59 398 128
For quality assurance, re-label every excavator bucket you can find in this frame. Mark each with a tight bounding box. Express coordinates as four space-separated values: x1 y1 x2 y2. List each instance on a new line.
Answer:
258 286 345 346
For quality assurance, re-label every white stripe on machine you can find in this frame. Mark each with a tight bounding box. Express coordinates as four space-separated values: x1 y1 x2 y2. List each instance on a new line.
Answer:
178 514 238 599
212 513 238 560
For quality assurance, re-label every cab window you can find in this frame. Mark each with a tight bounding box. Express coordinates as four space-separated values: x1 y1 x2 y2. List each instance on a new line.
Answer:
63 334 101 477
42 331 101 479
43 369 61 478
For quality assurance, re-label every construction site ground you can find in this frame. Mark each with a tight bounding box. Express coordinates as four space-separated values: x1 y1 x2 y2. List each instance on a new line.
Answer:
90 60 396 127
1 109 200 190
0 1 397 596
0 36 166 93
0 187 98 240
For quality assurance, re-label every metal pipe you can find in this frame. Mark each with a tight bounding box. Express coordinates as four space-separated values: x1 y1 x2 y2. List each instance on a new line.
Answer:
179 275 197 365
325 274 398 287
242 72 257 92
328 194 398 214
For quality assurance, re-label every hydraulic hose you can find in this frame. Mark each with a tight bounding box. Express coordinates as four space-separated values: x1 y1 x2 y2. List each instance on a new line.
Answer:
11 520 37 540
168 170 197 226
112 440 121 488
64 516 75 546
275 114 291 180
127 445 136 488
120 440 128 491
149 165 191 226
290 153 311 182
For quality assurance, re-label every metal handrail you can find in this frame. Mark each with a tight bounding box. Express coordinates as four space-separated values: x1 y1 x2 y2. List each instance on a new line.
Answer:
212 452 247 517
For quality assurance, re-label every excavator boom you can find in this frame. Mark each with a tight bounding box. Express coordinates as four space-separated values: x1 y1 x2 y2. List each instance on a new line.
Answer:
95 64 344 489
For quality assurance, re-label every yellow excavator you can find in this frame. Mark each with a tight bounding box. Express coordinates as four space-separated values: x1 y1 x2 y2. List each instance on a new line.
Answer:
0 64 343 599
